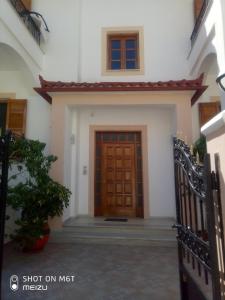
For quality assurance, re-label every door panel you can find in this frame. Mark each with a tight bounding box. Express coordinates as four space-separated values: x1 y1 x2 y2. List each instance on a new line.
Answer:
94 132 144 218
102 143 136 217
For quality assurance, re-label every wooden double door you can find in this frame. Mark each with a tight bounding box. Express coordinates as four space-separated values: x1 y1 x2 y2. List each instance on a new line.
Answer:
95 132 143 218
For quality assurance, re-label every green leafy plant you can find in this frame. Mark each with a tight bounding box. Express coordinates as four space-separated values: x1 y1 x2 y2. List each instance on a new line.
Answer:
7 137 71 248
193 135 207 163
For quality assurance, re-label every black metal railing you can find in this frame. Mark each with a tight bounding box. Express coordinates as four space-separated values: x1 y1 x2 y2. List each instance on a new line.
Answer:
173 137 224 300
0 132 11 298
190 0 212 47
9 0 41 45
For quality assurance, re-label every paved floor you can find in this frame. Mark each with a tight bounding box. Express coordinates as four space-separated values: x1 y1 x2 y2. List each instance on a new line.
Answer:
2 242 180 300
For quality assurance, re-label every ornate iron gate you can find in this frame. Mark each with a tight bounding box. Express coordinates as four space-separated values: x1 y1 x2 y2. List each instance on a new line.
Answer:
0 133 11 298
173 137 225 300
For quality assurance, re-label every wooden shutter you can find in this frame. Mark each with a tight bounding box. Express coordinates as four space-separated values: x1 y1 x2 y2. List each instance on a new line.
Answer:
21 0 31 10
199 102 221 127
194 0 204 20
6 100 27 136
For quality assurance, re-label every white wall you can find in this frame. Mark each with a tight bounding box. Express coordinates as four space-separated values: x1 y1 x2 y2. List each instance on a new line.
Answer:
32 0 80 81
80 0 193 82
0 70 31 97
63 109 80 221
32 0 194 82
70 105 176 218
26 96 51 149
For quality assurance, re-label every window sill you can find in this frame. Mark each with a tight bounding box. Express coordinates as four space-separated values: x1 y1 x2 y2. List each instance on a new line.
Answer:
102 69 144 76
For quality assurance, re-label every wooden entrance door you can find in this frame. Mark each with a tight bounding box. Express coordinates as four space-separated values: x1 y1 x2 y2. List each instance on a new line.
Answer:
94 132 143 218
102 143 136 217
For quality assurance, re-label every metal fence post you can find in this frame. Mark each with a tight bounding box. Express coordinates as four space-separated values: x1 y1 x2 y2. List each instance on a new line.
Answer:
0 133 11 299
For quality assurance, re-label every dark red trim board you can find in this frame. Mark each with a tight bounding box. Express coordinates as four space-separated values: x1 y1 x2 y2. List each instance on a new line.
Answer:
34 74 207 105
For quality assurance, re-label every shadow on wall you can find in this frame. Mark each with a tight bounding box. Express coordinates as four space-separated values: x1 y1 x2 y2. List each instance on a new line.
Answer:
0 42 37 95
198 53 219 77
198 52 220 99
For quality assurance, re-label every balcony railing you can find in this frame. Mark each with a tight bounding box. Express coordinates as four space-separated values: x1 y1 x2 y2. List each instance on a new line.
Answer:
190 0 212 47
9 0 41 45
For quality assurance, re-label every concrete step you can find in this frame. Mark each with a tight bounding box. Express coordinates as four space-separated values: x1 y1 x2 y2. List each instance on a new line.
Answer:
49 217 177 247
63 222 174 230
64 217 175 228
49 234 176 247
61 226 175 238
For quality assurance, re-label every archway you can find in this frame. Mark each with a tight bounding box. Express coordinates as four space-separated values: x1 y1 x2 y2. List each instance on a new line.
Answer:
0 43 37 92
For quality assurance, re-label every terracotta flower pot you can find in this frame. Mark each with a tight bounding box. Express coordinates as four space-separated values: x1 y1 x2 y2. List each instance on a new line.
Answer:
26 234 49 252
23 223 50 253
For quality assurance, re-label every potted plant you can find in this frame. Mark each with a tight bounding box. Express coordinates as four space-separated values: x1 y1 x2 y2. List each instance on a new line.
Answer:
193 134 207 163
7 137 71 252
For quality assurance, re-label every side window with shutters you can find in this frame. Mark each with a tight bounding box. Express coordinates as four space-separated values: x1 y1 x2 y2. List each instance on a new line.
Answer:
194 0 204 20
21 0 31 10
0 100 27 136
199 101 221 127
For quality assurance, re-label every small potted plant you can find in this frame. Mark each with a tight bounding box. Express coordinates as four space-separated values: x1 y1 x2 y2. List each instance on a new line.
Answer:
7 137 71 252
193 134 207 163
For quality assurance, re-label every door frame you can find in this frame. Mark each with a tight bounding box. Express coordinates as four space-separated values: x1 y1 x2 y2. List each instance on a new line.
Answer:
89 125 149 219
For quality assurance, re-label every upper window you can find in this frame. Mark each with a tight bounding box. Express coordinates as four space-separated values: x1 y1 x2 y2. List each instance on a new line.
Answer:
107 34 139 71
102 27 144 76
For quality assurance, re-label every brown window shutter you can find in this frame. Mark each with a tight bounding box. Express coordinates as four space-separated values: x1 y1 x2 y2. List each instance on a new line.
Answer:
199 101 221 127
21 0 31 11
6 100 27 136
194 0 204 20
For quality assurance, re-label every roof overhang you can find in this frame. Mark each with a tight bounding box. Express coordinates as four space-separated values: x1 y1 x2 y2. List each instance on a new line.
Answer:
34 74 207 106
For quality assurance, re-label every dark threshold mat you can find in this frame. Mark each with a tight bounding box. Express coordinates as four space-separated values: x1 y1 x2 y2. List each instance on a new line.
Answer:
104 218 128 222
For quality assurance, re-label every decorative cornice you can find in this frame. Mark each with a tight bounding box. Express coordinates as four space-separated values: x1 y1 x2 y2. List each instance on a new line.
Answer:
34 74 207 104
